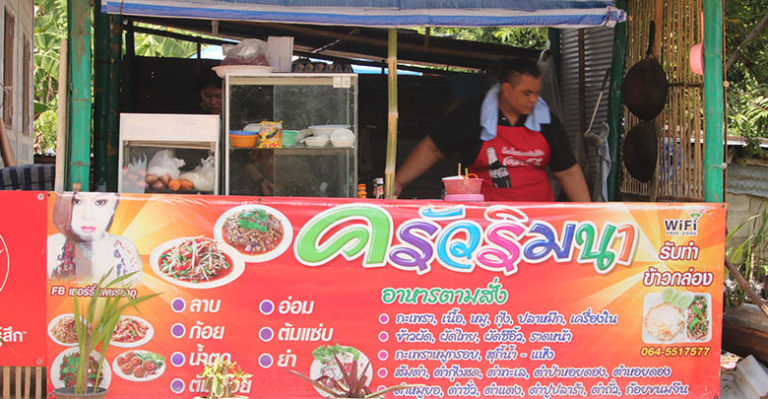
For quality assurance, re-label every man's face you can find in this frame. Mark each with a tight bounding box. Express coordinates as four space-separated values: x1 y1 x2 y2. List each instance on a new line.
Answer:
200 86 222 114
500 74 542 116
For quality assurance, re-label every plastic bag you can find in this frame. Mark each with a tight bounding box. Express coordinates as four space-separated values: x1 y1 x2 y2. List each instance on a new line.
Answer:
220 39 271 66
147 150 185 180
122 154 147 193
257 121 282 148
179 155 216 192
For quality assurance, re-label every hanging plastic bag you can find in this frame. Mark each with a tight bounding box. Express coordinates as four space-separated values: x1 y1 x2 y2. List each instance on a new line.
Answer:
180 155 216 192
147 150 185 180
122 154 147 193
220 39 271 66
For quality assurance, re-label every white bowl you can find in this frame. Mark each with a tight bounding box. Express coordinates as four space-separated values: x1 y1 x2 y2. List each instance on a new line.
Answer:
330 128 355 147
308 124 350 137
303 136 329 147
243 123 261 132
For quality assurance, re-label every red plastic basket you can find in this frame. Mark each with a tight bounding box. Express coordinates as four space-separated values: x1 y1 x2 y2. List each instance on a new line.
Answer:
442 175 483 194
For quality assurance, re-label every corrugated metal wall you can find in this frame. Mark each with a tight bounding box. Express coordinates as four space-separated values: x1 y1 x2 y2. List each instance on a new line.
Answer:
559 27 615 200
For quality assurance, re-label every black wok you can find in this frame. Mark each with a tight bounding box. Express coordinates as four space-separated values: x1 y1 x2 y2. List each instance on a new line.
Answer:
623 21 668 120
623 121 657 183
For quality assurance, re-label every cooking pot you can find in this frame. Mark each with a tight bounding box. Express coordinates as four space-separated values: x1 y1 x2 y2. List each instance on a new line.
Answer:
623 22 668 120
623 121 657 183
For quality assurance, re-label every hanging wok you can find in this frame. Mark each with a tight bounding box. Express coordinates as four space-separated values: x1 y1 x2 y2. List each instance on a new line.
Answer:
623 121 657 183
623 21 668 120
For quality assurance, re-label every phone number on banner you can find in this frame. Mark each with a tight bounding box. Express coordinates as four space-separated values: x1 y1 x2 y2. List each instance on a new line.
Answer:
640 346 711 357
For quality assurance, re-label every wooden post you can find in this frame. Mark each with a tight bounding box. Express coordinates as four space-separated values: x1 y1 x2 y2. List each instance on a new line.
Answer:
55 39 68 191
703 0 724 202
35 367 41 399
577 29 586 167
106 15 123 191
14 367 20 399
384 29 398 199
606 0 627 200
93 0 109 190
2 367 9 399
67 0 92 191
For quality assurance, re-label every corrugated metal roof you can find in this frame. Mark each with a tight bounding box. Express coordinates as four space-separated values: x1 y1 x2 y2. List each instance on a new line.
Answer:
727 163 768 199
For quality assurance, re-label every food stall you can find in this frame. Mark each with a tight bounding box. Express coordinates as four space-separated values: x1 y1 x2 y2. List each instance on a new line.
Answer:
0 1 730 398
222 72 358 197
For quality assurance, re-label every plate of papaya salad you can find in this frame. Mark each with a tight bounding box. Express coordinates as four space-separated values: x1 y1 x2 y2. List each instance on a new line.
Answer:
150 236 244 289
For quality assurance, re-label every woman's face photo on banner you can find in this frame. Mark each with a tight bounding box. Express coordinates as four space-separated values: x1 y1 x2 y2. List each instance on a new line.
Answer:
69 192 119 242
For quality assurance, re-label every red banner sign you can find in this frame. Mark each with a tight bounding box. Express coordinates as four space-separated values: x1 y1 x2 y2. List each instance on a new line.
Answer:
42 193 725 398
0 191 47 367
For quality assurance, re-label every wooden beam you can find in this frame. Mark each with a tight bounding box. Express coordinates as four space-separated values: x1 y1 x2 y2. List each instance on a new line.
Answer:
385 29 398 199
259 23 518 62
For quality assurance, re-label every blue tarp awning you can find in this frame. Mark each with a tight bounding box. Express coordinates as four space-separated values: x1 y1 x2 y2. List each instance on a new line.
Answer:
101 0 626 28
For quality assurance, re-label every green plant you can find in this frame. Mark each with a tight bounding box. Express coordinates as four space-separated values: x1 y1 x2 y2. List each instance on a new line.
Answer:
289 353 418 398
725 203 768 306
199 356 252 398
70 270 159 394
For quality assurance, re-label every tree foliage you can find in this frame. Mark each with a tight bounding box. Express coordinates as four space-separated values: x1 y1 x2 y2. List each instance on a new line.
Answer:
725 0 768 157
33 0 204 152
416 27 548 49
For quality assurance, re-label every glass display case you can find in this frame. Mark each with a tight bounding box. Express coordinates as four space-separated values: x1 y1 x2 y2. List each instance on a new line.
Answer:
223 73 358 197
118 113 220 194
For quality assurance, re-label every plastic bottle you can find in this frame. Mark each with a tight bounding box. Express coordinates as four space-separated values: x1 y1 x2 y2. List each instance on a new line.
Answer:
372 178 384 199
487 147 511 188
357 183 367 198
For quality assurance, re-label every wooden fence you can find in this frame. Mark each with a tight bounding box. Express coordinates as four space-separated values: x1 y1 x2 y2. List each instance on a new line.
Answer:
621 0 707 201
0 367 44 399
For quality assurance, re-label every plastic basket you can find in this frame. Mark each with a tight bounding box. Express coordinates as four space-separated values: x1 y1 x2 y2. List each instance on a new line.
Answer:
442 175 483 194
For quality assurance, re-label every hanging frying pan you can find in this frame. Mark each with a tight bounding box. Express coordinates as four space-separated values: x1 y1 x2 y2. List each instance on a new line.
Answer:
623 121 657 183
623 21 668 120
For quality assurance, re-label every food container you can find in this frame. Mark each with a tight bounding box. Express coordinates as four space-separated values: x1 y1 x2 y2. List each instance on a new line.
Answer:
442 175 483 194
330 128 355 147
308 124 351 137
444 193 485 202
229 130 259 148
282 130 300 147
302 136 329 147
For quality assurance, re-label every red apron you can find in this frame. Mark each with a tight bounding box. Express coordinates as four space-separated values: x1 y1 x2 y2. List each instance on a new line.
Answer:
469 124 553 202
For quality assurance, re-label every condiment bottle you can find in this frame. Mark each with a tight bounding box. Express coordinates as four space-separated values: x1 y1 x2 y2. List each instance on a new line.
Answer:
357 183 367 198
373 178 384 199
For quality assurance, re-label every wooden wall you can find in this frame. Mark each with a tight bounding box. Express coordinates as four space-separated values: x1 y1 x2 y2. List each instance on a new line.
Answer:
0 0 34 166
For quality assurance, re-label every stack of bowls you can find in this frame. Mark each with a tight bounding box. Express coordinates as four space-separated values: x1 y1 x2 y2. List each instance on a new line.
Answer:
229 130 258 148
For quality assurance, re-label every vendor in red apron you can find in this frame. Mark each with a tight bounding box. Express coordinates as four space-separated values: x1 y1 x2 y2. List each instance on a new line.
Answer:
395 58 589 202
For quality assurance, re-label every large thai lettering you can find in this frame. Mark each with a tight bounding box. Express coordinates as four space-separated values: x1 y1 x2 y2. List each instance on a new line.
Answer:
475 222 526 275
435 221 483 272
523 221 576 263
294 204 392 267
389 220 440 275
419 205 466 220
521 221 638 274
575 222 617 273
483 205 529 223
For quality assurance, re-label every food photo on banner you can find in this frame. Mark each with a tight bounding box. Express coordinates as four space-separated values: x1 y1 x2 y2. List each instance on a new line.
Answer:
41 192 724 398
